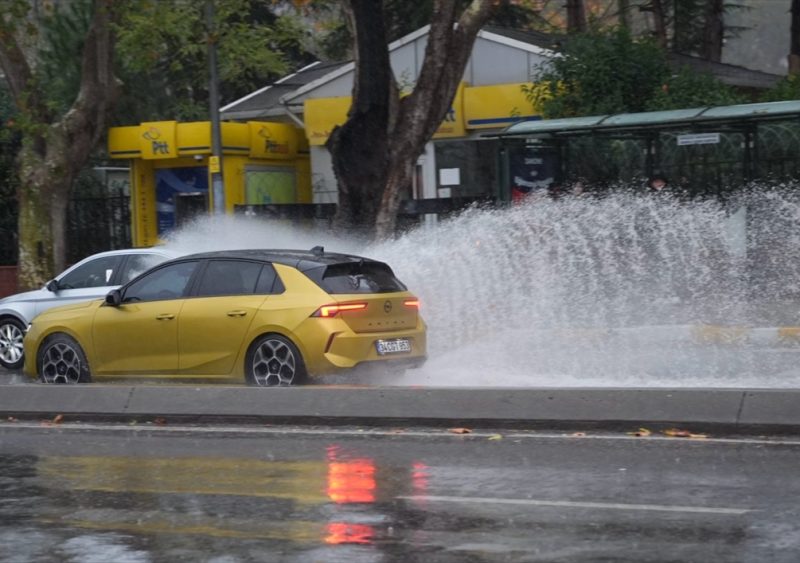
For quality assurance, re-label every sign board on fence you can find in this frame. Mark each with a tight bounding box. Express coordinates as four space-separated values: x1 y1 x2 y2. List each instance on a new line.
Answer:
677 133 721 146
439 168 461 186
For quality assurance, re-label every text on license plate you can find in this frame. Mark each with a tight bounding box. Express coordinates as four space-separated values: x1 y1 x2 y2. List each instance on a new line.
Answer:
375 338 411 355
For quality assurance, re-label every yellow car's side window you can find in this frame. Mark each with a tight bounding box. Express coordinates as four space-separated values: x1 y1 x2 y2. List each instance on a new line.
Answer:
195 260 262 297
123 261 198 303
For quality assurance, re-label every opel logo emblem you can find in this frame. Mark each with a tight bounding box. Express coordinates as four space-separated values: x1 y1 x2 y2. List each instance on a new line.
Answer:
384 300 392 313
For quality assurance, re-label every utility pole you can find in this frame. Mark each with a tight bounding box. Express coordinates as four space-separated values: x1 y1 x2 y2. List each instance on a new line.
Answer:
791 0 800 73
205 0 225 214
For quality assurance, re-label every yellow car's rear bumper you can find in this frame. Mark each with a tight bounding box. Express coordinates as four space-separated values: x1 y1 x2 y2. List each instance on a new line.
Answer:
298 317 427 376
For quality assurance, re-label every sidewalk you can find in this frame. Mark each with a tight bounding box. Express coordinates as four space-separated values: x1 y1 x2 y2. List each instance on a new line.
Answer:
1 385 799 431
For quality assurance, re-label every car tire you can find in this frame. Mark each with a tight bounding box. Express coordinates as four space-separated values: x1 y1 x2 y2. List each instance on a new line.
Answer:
37 334 91 384
245 334 306 387
0 317 26 370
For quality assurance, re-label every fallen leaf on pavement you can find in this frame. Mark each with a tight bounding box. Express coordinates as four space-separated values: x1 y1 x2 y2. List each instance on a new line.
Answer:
663 428 692 438
688 433 708 439
154 417 167 426
488 434 503 441
627 428 652 437
7 417 17 423
449 428 472 434
52 414 64 425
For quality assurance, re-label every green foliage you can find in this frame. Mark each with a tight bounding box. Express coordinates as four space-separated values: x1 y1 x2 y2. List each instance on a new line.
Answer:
527 28 749 119
760 74 800 103
528 29 669 118
35 0 93 115
646 67 745 110
114 0 313 122
0 0 93 117
671 0 748 55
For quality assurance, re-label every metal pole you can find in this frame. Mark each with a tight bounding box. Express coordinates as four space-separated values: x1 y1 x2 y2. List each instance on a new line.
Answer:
206 0 225 214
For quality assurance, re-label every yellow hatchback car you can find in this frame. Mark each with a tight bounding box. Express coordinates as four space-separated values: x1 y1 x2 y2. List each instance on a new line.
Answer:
23 248 426 386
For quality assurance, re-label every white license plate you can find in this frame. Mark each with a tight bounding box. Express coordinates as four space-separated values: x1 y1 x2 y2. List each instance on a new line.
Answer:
375 338 411 355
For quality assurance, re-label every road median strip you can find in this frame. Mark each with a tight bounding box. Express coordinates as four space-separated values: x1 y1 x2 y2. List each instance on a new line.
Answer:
1 386 799 431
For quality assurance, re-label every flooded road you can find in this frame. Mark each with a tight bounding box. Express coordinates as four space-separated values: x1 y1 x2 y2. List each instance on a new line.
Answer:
1 423 800 562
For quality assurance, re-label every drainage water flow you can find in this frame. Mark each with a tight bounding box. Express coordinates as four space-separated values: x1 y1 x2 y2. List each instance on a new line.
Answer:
165 187 800 388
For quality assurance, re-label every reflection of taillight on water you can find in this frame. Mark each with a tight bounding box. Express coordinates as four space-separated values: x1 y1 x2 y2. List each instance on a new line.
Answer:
412 461 429 495
325 446 378 545
326 446 376 504
325 522 374 545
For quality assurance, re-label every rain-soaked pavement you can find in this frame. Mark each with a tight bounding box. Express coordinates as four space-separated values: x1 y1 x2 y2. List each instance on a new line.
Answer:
1 422 800 562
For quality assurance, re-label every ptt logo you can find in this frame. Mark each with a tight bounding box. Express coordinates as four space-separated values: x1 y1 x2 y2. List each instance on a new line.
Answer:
257 126 289 154
142 127 170 155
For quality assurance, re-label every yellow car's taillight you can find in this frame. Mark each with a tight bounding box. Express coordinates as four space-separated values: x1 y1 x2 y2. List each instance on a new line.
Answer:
311 302 368 318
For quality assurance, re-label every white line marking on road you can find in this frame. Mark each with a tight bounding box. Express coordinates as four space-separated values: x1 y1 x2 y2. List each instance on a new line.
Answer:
3 422 800 447
396 495 752 515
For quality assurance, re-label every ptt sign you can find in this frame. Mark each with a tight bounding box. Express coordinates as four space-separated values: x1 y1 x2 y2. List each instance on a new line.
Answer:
139 121 177 159
258 127 290 154
143 128 169 154
248 122 297 160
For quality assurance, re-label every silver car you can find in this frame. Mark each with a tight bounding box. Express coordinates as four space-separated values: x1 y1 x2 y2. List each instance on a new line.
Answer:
0 247 178 369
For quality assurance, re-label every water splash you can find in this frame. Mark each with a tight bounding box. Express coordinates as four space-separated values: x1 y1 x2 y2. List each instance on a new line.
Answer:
163 186 800 388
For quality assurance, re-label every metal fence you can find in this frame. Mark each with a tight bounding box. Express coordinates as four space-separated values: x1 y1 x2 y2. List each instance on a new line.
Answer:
0 181 16 266
0 189 131 267
66 190 132 264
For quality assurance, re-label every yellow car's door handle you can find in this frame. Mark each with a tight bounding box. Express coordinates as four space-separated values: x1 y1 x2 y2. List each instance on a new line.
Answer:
156 313 175 320
227 310 247 317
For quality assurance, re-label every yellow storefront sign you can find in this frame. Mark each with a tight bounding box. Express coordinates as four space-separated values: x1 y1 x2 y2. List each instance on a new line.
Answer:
248 122 298 159
433 81 466 138
303 83 467 145
463 83 542 130
138 121 178 159
304 97 351 146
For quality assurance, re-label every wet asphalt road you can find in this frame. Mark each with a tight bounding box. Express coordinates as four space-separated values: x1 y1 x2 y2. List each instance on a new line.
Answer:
1 422 799 562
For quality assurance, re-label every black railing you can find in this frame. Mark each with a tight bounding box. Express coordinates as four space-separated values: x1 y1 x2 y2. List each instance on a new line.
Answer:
67 193 131 264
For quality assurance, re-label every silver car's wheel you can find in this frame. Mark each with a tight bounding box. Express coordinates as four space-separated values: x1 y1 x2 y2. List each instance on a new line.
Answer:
246 334 306 386
0 318 25 370
38 335 91 384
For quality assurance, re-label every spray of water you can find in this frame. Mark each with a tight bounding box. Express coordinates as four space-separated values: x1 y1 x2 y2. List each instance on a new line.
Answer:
162 186 800 388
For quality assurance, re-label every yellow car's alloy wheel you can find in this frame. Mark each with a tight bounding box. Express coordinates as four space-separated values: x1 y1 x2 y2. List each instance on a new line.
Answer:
247 334 306 386
39 334 91 384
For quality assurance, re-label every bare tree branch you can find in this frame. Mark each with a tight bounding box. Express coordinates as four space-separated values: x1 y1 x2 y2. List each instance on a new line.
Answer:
62 0 120 160
396 0 492 156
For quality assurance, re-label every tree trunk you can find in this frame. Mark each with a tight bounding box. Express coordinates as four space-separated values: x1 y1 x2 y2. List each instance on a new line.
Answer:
791 0 800 73
650 0 668 49
618 0 631 29
16 136 75 282
566 0 587 33
0 1 119 289
375 159 414 237
700 0 724 62
328 0 493 241
326 0 392 239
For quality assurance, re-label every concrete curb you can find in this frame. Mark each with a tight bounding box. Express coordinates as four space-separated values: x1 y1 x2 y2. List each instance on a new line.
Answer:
1 386 799 430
